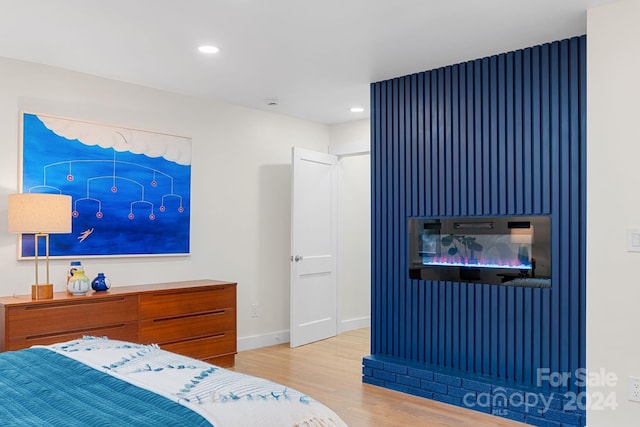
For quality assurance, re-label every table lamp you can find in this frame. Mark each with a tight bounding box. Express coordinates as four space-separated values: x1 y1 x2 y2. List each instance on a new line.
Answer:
8 193 72 299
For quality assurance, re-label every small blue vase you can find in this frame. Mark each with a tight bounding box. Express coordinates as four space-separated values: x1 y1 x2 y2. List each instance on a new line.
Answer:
91 273 111 292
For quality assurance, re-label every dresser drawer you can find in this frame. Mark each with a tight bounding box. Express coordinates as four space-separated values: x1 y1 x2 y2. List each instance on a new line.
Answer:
7 296 138 337
7 321 138 350
160 330 236 363
139 308 235 343
139 285 235 319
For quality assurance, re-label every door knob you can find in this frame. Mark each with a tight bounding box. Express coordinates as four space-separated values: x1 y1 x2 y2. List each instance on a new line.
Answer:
294 255 303 262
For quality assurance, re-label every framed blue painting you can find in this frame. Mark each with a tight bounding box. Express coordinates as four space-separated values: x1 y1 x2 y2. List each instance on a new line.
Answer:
19 112 191 258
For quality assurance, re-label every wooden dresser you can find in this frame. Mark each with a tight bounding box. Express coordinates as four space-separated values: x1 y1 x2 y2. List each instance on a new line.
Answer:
0 279 237 367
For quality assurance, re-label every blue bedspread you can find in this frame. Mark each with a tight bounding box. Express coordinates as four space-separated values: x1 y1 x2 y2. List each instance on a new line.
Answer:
0 347 211 426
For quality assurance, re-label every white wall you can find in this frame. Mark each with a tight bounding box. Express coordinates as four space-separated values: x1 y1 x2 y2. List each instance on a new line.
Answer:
0 57 330 344
329 119 370 155
337 154 371 331
587 0 640 424
329 119 371 331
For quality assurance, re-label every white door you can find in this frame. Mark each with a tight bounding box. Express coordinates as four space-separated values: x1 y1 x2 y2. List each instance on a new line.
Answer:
290 147 338 348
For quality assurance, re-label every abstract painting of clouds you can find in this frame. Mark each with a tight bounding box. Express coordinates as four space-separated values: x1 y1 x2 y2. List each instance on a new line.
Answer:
19 112 191 258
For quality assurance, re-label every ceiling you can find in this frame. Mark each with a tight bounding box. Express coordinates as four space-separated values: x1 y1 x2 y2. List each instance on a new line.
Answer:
0 0 616 124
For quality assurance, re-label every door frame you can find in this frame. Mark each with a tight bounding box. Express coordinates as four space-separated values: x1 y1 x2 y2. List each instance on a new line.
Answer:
328 140 370 334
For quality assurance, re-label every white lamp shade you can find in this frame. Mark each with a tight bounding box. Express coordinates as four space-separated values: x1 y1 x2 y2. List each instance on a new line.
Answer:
8 193 72 234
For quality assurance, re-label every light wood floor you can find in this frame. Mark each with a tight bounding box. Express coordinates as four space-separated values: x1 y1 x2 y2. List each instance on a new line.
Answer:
233 328 526 427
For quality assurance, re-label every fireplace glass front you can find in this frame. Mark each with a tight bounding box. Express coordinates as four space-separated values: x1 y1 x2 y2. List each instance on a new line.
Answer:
408 216 551 287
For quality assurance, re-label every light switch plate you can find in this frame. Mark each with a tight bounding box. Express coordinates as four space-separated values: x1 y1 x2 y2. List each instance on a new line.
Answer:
628 229 640 252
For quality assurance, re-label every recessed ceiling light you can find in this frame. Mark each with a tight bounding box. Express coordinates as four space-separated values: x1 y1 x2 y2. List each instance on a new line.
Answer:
198 45 220 54
349 107 365 113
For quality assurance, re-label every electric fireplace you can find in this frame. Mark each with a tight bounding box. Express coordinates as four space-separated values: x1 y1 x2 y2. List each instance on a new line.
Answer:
408 216 551 287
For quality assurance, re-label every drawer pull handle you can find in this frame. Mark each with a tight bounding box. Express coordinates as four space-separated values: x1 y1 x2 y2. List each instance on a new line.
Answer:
26 323 128 341
150 287 228 298
24 297 128 310
152 309 227 323
157 332 227 346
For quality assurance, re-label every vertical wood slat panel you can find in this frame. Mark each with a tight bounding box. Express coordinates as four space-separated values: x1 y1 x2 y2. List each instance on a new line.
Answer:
549 39 561 378
578 35 587 395
459 282 467 369
459 64 468 216
392 78 400 357
514 50 524 215
438 68 446 215
452 65 460 217
376 80 383 356
515 286 524 382
381 80 390 356
473 60 482 215
370 36 585 391
498 283 507 378
506 286 516 380
409 74 419 362
398 76 407 359
416 72 427 363
445 67 453 217
522 49 532 215
370 82 381 355
489 57 499 215
430 71 438 216
474 285 482 373
506 51 516 215
466 284 474 371
559 39 571 378
481 59 491 215
531 46 542 214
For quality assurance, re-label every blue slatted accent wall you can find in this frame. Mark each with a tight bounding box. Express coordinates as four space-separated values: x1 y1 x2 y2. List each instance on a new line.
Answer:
369 36 586 392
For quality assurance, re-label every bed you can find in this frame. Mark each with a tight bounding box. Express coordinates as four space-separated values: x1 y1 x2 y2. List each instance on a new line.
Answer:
0 336 348 426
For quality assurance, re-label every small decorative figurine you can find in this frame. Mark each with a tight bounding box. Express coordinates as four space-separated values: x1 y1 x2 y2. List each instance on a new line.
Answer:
91 273 112 292
67 262 91 295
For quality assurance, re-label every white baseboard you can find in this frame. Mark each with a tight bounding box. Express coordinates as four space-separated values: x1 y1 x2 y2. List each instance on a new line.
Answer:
340 316 370 333
237 330 290 352
237 316 370 352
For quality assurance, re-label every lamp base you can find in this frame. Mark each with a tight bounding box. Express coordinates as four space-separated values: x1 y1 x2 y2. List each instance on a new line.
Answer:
31 284 54 300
